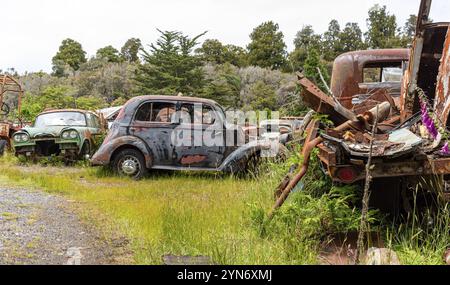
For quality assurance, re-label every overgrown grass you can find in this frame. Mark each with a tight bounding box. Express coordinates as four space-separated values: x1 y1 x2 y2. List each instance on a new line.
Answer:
0 153 318 264
0 151 447 265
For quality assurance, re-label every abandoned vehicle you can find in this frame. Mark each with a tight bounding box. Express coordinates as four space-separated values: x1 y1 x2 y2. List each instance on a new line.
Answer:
272 0 450 216
0 74 25 155
13 109 105 160
91 95 284 179
259 119 301 144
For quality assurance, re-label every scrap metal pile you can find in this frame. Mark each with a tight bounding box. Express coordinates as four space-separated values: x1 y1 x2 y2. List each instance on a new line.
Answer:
271 0 450 215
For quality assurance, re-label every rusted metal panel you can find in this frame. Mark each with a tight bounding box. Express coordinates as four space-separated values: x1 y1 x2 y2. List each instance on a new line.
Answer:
433 26 450 127
331 49 409 110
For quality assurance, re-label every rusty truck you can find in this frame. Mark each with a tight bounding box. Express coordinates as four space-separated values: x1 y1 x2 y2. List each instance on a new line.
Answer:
273 0 450 216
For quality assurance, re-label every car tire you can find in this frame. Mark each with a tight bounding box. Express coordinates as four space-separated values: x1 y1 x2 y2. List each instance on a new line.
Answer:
80 141 91 159
112 149 148 180
0 139 8 156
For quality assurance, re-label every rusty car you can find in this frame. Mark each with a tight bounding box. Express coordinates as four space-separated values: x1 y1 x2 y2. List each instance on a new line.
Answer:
0 74 25 155
91 95 284 179
12 109 106 160
272 0 450 216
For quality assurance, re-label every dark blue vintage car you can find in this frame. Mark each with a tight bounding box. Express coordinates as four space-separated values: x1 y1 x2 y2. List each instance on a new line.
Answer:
91 96 284 179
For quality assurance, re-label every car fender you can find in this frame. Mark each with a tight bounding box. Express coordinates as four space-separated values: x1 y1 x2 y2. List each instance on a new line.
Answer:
218 140 275 173
91 135 153 168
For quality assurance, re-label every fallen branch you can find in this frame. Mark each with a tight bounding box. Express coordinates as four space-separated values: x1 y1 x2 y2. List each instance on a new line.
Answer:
356 104 379 264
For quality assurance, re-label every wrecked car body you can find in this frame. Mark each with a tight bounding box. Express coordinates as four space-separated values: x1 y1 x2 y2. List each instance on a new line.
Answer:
0 74 25 154
91 95 284 179
13 109 105 160
272 0 450 216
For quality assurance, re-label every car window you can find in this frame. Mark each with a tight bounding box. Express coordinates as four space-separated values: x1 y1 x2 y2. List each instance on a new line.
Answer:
34 112 87 127
363 62 403 83
86 113 100 128
203 105 216 125
134 102 176 123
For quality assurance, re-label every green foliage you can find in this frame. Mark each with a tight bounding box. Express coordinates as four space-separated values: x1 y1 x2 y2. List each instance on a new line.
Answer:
197 39 248 67
401 15 417 46
247 21 287 70
21 86 75 120
121 38 142 62
202 63 242 108
75 96 107 110
52 39 87 76
134 30 207 95
340 23 365 52
322 20 343 61
248 81 277 110
96 45 122 63
365 4 402 49
303 48 330 92
20 86 106 121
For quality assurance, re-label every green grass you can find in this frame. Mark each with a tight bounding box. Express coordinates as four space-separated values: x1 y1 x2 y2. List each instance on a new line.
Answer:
0 154 318 265
0 153 447 265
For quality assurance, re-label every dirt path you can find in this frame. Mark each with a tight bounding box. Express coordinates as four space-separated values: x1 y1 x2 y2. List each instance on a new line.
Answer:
0 187 127 265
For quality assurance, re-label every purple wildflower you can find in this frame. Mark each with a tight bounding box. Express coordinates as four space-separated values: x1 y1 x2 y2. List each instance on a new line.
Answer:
441 142 450 156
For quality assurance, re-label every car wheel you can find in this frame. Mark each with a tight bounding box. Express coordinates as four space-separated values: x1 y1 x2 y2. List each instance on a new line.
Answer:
112 149 148 180
80 141 91 159
0 139 8 156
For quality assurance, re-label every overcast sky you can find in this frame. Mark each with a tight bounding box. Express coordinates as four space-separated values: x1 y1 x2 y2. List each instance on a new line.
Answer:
1 0 448 73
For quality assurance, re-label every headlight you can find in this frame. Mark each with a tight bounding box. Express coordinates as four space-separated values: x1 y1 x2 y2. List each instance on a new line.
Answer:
69 130 78 139
14 133 29 143
62 130 79 140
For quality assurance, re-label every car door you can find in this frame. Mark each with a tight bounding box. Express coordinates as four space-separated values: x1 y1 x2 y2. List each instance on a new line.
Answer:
129 101 178 166
173 102 225 168
85 113 103 147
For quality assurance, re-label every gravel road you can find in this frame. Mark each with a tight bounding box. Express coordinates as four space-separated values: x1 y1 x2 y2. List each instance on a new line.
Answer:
0 187 127 265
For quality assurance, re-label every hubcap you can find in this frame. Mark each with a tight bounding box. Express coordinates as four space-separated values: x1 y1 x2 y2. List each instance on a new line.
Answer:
120 156 140 176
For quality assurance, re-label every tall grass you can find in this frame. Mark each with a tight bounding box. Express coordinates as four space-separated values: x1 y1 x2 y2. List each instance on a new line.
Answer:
0 151 447 265
0 154 319 264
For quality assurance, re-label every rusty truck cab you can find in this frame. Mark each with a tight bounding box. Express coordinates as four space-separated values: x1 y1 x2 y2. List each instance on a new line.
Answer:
331 49 409 115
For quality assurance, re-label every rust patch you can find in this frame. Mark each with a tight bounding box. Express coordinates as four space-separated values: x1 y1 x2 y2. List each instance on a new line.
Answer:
181 155 207 165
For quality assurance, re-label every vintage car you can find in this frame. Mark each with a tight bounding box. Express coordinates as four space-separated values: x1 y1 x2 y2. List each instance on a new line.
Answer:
259 119 298 144
91 96 285 179
12 109 105 160
97 106 122 129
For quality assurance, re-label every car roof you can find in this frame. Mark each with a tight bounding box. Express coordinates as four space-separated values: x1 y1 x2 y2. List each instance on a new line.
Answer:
128 95 220 106
38 109 98 116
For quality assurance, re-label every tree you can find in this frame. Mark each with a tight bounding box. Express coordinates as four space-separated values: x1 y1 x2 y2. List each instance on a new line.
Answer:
134 30 207 95
288 25 322 72
121 38 142 62
322 20 343 61
401 15 417 46
340 23 365 52
197 39 248 67
197 39 229 64
202 63 241 108
96 45 121 63
364 5 401 49
248 81 277 110
293 25 322 51
303 48 330 92
52 39 87 76
247 21 287 70
224 45 248 67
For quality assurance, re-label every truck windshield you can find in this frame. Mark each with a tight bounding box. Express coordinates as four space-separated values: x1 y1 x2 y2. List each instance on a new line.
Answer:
34 112 87 127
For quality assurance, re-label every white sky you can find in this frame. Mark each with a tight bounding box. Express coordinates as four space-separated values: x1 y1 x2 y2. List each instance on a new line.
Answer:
1 0 448 73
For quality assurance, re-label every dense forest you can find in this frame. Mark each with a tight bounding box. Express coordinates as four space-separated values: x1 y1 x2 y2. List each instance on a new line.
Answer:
2 4 417 121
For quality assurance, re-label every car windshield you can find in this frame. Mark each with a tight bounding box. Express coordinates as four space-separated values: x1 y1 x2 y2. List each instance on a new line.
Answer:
34 112 86 127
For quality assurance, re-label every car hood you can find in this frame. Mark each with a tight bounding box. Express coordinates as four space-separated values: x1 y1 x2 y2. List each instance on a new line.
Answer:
19 126 69 138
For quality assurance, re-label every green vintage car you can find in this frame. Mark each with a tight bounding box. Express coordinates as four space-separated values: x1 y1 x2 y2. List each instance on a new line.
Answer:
12 109 105 160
